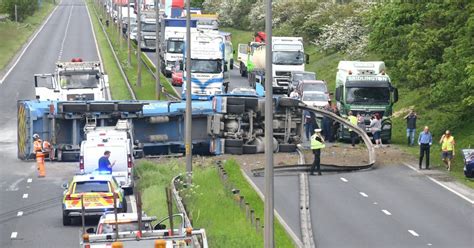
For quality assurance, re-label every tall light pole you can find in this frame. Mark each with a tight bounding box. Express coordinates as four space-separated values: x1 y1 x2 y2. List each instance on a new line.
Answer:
185 0 192 183
127 1 131 65
264 0 274 247
155 0 161 100
136 0 142 87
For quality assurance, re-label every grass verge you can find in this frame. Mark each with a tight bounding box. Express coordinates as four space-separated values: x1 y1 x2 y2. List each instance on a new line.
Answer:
0 1 56 71
87 0 131 100
223 27 474 188
88 0 177 100
135 159 296 247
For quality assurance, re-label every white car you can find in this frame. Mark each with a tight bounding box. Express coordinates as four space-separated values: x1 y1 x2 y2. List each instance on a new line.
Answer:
302 91 329 108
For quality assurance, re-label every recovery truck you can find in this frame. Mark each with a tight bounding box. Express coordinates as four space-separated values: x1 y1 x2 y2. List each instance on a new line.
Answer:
17 95 302 161
160 18 197 77
34 60 109 101
335 61 398 143
238 34 309 94
182 30 229 100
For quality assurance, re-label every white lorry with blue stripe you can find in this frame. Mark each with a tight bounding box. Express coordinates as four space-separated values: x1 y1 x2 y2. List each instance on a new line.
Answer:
182 30 228 100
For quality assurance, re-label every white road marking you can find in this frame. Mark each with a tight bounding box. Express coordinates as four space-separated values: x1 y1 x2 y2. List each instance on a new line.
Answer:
10 232 18 239
57 4 74 61
373 202 378 205
0 4 60 84
403 162 474 204
17 211 23 217
408 230 419 237
382 209 392 216
129 195 137 213
427 243 432 246
27 178 32 183
7 178 24 191
340 177 348 182
359 192 368 197
22 193 28 199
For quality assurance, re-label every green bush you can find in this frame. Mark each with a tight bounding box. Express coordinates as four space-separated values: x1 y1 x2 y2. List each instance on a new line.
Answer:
1 0 40 22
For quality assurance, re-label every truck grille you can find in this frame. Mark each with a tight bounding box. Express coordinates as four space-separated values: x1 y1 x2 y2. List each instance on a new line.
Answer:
275 71 291 77
144 39 156 47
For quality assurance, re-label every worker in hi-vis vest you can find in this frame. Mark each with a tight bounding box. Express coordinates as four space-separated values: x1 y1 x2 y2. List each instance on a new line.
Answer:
348 111 358 148
310 129 325 176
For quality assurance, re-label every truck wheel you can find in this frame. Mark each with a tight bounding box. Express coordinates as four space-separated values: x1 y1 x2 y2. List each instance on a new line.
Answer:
243 144 257 154
225 139 243 147
278 97 300 107
240 63 247 77
225 146 243 155
278 144 297 153
62 212 71 226
227 104 245 114
230 59 234 70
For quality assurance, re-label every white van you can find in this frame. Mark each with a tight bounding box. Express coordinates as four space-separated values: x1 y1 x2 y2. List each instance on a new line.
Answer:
79 120 134 193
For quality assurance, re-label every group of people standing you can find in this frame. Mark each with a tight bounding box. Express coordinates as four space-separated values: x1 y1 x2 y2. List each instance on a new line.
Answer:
404 110 456 171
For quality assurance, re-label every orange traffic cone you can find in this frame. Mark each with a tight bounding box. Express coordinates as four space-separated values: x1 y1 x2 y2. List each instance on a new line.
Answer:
36 152 46 177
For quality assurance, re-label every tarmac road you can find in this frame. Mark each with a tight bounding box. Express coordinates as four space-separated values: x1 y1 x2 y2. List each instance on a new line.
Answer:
247 164 474 248
0 0 124 247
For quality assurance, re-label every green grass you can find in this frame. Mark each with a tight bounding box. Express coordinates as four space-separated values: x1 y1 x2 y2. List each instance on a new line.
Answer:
0 2 56 71
135 159 296 247
88 0 177 100
87 1 131 100
223 159 296 247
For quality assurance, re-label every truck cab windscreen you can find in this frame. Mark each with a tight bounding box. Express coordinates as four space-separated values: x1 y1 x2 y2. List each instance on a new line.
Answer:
190 59 222 73
346 87 390 104
167 40 184 53
142 23 156 32
59 72 99 89
273 51 304 65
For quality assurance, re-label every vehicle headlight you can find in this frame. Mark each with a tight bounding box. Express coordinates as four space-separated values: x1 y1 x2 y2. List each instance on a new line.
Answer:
382 124 392 130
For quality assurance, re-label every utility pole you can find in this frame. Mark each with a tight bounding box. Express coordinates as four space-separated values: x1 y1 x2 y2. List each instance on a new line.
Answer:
185 0 192 183
264 0 274 247
127 1 131 65
136 0 142 87
118 3 122 49
155 0 161 100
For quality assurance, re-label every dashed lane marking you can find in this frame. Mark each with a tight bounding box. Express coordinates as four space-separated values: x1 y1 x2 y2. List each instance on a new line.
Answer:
408 230 419 237
340 177 348 182
27 178 32 183
22 194 28 199
10 232 18 239
17 211 23 217
57 4 74 61
359 192 368 197
382 209 392 216
373 202 378 205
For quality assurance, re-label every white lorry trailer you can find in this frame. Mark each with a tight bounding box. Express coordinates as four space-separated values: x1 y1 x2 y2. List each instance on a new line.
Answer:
140 10 157 51
182 30 228 100
79 120 136 193
34 60 109 101
239 36 308 94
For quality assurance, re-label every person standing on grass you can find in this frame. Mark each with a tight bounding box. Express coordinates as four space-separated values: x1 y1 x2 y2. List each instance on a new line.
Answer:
404 110 417 146
369 113 382 148
418 126 432 170
439 130 455 171
347 111 358 148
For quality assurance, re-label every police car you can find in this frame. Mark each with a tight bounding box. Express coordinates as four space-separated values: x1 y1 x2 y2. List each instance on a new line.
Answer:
62 174 126 226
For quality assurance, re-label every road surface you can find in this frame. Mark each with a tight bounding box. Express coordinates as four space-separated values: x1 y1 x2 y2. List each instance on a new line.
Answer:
247 164 473 247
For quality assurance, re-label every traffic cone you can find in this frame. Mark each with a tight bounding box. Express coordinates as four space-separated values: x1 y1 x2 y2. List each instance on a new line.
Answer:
36 152 46 177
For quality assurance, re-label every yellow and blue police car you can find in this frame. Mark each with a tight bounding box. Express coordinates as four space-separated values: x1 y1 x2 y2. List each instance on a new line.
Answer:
62 174 126 226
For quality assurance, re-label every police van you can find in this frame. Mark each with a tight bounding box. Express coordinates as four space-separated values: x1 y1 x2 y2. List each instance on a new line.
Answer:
79 120 135 194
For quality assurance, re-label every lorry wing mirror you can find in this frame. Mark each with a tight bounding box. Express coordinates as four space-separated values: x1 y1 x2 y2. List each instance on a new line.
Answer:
62 182 68 189
305 53 310 64
393 87 399 103
335 87 341 101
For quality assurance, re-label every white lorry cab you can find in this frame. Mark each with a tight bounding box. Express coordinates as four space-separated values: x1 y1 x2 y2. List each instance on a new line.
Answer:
34 60 109 101
182 30 228 100
79 120 135 193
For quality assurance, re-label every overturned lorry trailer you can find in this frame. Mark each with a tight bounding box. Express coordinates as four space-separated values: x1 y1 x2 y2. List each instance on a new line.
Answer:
17 95 303 161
